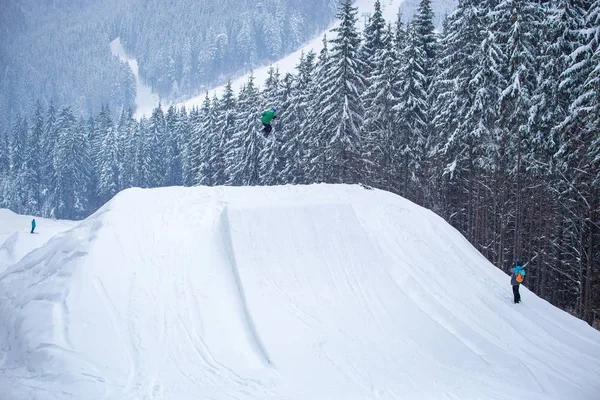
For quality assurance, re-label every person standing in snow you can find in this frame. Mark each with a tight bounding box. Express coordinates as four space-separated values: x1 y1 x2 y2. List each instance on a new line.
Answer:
511 260 526 304
31 218 36 234
261 107 277 136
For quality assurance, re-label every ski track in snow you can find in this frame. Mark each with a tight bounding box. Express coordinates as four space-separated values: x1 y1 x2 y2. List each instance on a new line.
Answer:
1 184 600 400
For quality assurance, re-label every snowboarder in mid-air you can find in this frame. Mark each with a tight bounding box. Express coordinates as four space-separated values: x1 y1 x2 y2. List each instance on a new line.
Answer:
510 260 526 304
261 107 277 137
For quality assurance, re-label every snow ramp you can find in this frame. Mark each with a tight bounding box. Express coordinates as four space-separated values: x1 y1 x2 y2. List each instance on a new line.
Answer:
0 185 599 400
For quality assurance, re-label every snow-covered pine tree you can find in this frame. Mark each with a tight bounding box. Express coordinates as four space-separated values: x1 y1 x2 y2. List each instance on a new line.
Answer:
176 106 194 187
262 66 282 109
412 0 438 90
211 81 236 186
431 0 505 242
116 108 138 190
556 0 600 322
136 107 164 189
534 1 588 171
280 51 316 184
361 23 400 191
226 75 262 186
40 104 58 216
0 129 8 208
88 105 113 209
164 105 183 187
145 105 168 188
580 1 600 188
53 107 91 219
22 102 43 214
187 106 202 185
319 0 366 183
359 0 387 81
393 23 428 201
305 35 330 183
565 0 600 171
97 117 121 205
195 94 219 186
6 116 28 214
494 0 545 258
412 0 439 206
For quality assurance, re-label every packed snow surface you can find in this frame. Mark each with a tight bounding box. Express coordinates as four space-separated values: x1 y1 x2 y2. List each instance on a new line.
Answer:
1 185 599 400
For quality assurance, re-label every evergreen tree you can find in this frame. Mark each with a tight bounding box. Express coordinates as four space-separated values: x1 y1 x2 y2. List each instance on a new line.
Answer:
495 0 545 257
164 105 183 186
195 94 219 186
412 0 438 88
361 24 400 190
143 105 167 187
211 82 236 186
226 75 263 186
262 66 282 109
394 24 428 200
319 0 366 183
23 102 43 214
53 107 91 219
280 51 315 184
306 35 331 183
41 104 58 216
97 119 121 204
360 0 387 80
117 108 138 190
0 130 9 208
7 116 28 214
177 106 194 187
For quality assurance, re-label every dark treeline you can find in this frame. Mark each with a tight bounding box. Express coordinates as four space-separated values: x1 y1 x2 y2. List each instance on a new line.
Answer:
1 0 598 327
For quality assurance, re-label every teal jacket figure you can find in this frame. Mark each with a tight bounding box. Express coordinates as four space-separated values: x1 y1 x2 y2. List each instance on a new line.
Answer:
511 260 526 304
261 107 277 137
31 219 36 234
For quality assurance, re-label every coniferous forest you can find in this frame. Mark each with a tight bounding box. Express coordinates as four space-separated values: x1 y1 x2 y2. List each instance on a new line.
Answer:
1 0 599 327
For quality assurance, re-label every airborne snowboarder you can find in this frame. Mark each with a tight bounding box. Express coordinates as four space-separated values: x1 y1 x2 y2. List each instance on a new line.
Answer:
261 107 277 136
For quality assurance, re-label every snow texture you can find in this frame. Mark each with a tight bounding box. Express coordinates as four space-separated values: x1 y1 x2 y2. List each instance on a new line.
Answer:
0 184 599 400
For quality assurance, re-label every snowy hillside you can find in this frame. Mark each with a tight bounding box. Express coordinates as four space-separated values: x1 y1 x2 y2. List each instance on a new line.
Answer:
1 185 599 400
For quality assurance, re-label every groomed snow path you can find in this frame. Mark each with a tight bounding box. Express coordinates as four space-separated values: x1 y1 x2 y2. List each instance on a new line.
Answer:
1 185 599 400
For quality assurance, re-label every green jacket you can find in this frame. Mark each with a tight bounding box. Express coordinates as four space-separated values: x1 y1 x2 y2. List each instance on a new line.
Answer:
261 109 276 124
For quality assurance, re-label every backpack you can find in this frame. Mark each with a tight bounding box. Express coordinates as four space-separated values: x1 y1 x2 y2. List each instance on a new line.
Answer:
516 270 524 283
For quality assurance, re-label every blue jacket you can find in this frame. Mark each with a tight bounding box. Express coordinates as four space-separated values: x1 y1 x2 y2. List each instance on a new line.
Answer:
31 219 36 229
511 265 526 286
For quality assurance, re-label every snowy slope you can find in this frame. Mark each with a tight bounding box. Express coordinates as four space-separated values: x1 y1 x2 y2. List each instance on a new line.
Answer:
0 209 76 275
0 185 599 400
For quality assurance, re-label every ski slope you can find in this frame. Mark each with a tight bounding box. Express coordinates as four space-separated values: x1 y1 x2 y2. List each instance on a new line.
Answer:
0 184 599 400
